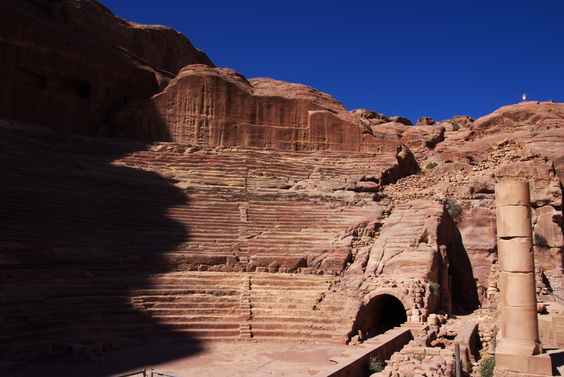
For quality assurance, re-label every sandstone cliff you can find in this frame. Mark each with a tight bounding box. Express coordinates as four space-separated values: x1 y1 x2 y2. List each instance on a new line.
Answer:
1 0 564 371
109 64 398 153
0 0 213 135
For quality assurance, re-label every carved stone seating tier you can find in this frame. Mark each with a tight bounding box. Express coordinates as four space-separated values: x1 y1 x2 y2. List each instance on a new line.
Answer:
112 146 398 273
0 122 415 362
0 271 350 360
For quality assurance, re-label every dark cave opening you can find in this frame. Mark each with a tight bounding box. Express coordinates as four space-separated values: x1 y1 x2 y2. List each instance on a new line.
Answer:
352 294 408 339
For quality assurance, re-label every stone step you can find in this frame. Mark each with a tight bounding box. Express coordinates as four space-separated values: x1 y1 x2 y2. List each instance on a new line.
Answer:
15 306 144 321
249 285 328 292
250 322 340 331
131 289 240 296
143 276 246 284
144 321 242 330
249 329 335 340
250 308 338 318
251 303 346 314
252 278 329 285
247 237 334 244
135 284 242 291
249 297 321 305
250 315 343 324
249 292 324 299
145 311 242 320
139 290 242 297
142 301 240 309
250 304 319 313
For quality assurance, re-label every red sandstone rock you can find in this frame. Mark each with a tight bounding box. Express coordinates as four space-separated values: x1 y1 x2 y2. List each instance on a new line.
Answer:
389 116 414 126
0 0 213 135
368 122 411 141
450 115 475 128
111 65 406 153
350 109 389 124
402 125 445 149
470 101 564 139
495 161 561 207
381 132 563 309
416 117 436 126
534 206 563 250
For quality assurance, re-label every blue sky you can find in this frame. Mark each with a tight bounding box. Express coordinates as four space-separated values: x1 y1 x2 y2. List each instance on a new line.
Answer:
99 1 564 123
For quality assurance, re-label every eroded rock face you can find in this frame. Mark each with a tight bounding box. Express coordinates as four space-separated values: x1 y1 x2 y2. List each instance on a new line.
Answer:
111 65 401 153
470 101 564 138
350 108 389 124
356 199 477 313
0 0 213 135
389 116 414 126
416 117 436 126
383 119 564 309
363 200 445 278
401 125 445 160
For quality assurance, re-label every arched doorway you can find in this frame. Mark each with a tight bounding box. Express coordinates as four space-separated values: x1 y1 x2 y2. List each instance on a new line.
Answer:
352 294 407 339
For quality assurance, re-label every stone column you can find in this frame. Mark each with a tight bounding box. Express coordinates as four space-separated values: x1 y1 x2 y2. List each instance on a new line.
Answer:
495 181 541 356
495 181 552 375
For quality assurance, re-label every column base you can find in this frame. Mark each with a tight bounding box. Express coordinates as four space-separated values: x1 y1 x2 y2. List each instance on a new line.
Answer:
496 338 542 356
495 351 553 375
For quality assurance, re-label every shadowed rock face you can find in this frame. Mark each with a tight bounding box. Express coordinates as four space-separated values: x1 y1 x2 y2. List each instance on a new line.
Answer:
0 0 213 135
0 118 206 367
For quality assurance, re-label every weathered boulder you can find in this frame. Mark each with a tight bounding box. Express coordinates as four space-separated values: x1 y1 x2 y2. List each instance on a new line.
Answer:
402 125 445 149
389 116 413 126
400 124 445 161
368 122 411 141
524 128 564 186
350 108 389 123
450 115 475 128
416 117 436 126
0 0 213 135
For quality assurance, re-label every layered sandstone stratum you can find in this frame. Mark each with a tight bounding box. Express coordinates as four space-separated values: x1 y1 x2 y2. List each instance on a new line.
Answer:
1 0 563 376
